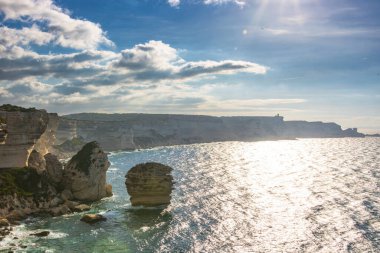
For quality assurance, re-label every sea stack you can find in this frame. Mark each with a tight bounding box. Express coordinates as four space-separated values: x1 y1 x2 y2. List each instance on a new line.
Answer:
63 141 112 201
125 162 174 207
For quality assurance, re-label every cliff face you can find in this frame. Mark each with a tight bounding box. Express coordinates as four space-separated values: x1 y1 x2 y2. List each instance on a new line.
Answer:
34 113 59 156
56 114 286 151
54 113 364 153
0 109 49 168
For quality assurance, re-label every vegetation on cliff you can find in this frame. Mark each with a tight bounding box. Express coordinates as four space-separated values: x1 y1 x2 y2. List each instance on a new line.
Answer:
69 141 99 175
0 104 37 112
0 167 41 197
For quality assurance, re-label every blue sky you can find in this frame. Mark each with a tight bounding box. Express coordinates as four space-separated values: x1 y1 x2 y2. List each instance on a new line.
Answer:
0 0 379 133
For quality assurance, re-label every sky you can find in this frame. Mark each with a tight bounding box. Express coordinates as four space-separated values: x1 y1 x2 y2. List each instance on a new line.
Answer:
0 0 379 133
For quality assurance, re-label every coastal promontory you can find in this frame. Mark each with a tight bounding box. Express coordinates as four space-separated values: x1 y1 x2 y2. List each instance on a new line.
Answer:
0 105 49 168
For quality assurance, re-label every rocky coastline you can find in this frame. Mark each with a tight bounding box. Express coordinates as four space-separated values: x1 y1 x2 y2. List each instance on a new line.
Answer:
54 112 365 155
0 103 368 245
0 105 113 243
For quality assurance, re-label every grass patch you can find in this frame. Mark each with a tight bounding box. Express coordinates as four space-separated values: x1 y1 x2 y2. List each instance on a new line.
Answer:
0 104 37 112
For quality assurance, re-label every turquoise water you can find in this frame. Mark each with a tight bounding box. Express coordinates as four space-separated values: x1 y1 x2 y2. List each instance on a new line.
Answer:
1 138 380 252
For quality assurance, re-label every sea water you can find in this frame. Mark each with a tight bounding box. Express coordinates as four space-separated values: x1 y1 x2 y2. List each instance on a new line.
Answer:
1 138 379 252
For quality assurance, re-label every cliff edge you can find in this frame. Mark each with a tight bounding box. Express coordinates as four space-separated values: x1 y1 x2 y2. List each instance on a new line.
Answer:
0 105 49 168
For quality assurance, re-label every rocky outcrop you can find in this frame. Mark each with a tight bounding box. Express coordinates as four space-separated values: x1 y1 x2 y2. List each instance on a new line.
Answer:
125 162 173 207
0 167 58 220
0 106 112 226
34 113 59 156
80 213 106 224
44 153 63 185
63 141 112 201
0 105 49 168
0 142 111 220
27 150 46 174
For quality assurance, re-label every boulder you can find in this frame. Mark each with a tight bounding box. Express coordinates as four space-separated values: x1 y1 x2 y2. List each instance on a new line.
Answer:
50 205 70 216
64 200 80 210
60 189 73 201
105 184 113 197
27 150 46 174
125 162 173 207
80 214 106 224
63 142 111 201
72 204 91 212
44 153 63 184
0 218 9 227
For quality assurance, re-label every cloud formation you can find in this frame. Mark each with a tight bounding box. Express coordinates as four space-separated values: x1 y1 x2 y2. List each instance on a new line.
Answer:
0 0 113 50
0 0 292 116
167 0 245 7
114 41 267 81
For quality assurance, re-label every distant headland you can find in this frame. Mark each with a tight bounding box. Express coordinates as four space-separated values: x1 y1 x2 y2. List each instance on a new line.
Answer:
0 104 368 160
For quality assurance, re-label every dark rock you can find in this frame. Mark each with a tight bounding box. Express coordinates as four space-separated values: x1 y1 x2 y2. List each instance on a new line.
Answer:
31 231 50 237
125 162 173 207
44 153 63 184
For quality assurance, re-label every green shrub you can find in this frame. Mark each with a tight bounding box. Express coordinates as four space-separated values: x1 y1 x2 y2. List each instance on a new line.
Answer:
0 104 37 112
0 168 35 196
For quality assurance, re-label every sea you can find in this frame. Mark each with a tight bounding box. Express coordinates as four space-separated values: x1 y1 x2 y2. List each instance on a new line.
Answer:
1 138 379 253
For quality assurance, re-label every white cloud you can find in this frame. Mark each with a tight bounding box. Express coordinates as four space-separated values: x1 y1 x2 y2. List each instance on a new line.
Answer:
167 0 245 7
168 0 180 7
0 0 270 112
0 0 113 50
204 0 245 7
115 40 267 81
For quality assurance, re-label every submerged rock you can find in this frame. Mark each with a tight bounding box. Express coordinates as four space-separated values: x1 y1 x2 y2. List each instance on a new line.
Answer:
63 141 111 201
72 204 91 212
125 162 173 207
31 231 50 237
80 214 106 224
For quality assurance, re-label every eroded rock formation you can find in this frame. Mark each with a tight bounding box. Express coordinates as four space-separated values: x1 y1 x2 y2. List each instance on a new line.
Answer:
0 142 112 220
34 113 60 156
27 150 46 174
125 162 173 207
0 105 112 227
63 141 112 201
44 153 63 185
0 105 49 168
